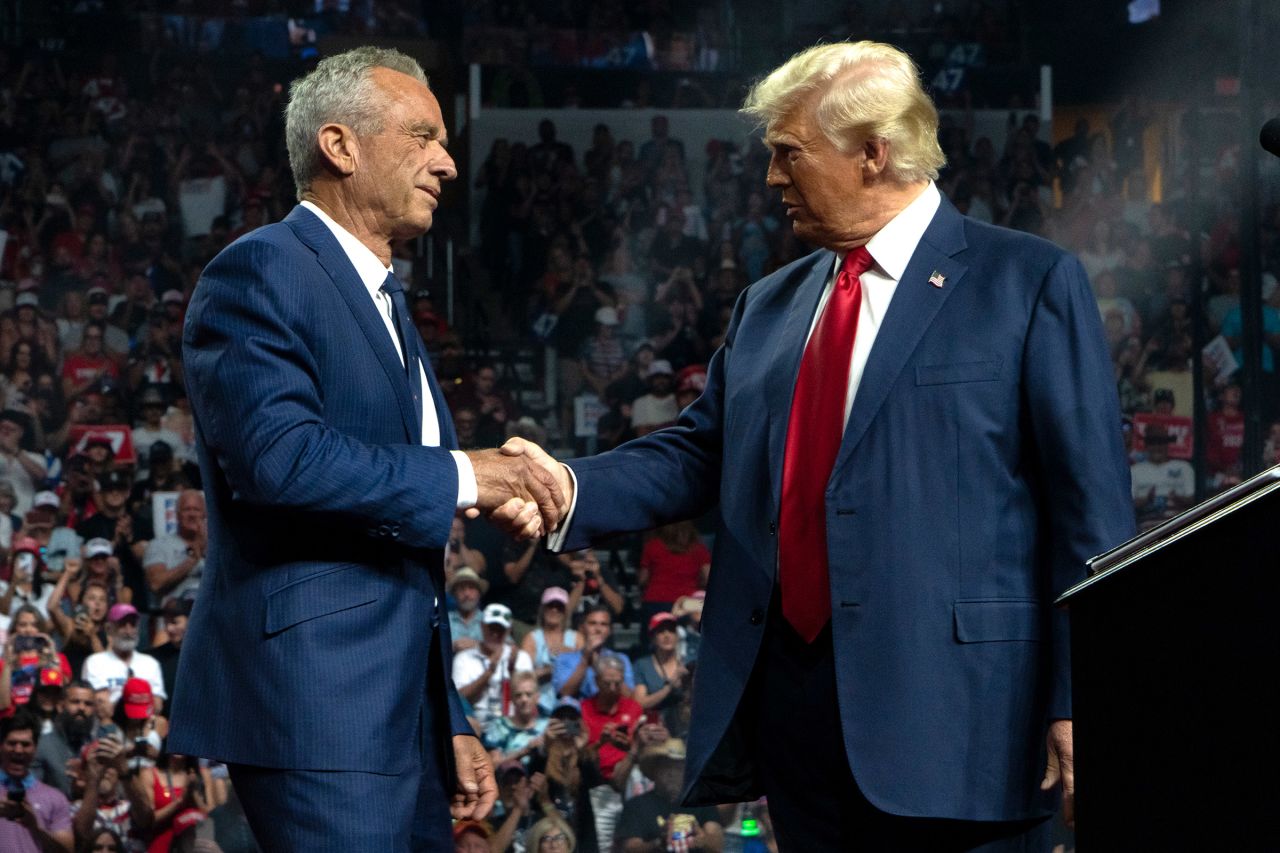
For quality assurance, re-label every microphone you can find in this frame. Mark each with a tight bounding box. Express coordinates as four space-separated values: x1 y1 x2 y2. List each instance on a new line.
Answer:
1261 118 1280 158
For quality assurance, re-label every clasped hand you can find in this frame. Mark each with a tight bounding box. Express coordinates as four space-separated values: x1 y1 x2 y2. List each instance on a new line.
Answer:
464 439 574 540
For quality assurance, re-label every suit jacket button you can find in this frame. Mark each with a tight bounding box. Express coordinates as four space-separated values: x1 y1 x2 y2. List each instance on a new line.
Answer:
376 524 390 538
749 609 764 625
767 521 776 535
389 524 401 538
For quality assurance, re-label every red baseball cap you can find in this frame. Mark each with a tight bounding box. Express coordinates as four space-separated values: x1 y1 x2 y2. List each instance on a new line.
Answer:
122 677 153 719
648 611 679 632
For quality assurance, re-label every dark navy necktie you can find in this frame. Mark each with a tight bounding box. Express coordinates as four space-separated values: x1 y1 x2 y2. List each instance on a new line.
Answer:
381 272 423 437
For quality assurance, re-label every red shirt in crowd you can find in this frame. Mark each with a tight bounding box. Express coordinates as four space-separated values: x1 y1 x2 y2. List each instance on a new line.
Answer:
1206 410 1245 475
61 353 119 386
639 537 711 604
581 694 643 780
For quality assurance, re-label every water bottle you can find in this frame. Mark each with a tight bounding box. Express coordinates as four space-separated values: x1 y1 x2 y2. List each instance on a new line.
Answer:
722 802 768 853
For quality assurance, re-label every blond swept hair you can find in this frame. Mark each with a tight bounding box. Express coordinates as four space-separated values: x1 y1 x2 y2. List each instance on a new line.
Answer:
742 41 945 184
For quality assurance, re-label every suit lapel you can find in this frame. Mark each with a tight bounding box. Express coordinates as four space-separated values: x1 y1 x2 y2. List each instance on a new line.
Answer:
285 206 420 442
831 198 969 478
765 253 836 511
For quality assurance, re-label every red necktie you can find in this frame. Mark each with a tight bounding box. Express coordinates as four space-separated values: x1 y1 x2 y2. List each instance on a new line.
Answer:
779 246 873 642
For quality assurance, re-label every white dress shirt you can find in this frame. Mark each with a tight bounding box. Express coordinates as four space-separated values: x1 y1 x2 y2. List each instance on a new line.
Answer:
549 182 942 549
814 181 941 426
300 201 477 508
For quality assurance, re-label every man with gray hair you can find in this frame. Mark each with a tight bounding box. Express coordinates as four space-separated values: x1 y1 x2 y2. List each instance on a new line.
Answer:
169 46 568 850
508 39 1135 850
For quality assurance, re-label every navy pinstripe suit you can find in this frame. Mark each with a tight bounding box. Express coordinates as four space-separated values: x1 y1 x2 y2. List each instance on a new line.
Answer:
169 205 470 850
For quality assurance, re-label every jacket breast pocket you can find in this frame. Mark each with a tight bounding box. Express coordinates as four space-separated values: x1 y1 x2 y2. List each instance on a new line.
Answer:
265 563 378 635
916 359 1003 386
953 599 1043 643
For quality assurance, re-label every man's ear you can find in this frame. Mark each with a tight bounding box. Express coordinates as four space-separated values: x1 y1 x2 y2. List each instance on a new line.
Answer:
861 137 890 180
316 123 359 177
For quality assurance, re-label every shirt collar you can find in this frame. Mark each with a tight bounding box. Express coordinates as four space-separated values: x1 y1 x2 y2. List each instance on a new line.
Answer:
840 181 942 282
299 200 393 296
0 769 36 789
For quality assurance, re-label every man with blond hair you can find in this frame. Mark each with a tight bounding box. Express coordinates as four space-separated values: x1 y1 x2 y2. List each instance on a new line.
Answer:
508 40 1134 850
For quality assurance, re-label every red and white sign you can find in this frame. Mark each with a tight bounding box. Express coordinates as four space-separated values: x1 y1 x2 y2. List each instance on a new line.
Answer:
67 424 137 464
1132 413 1193 460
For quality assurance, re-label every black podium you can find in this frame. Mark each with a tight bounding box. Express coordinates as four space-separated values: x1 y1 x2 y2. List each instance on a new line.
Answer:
1057 466 1280 852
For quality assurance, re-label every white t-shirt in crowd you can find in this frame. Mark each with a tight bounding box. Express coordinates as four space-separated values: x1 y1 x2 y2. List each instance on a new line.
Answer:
451 643 533 727
82 648 167 706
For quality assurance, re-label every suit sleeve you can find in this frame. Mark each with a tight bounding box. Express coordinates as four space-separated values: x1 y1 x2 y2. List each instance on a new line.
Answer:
182 238 458 551
1023 253 1136 719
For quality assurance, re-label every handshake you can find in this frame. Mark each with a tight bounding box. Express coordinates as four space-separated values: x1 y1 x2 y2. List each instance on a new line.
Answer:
464 438 574 540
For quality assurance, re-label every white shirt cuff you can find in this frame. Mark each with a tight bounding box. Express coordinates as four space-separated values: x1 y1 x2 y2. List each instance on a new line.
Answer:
451 450 478 510
545 463 578 552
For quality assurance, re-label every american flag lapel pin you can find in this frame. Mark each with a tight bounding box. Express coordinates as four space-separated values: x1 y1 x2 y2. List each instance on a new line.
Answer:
928 270 946 288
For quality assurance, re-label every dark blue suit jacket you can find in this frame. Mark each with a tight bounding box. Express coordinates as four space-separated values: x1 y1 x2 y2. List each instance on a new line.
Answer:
169 206 471 774
560 198 1135 821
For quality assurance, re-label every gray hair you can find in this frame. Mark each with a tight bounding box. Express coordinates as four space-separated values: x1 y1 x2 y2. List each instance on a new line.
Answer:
594 654 625 678
284 46 430 199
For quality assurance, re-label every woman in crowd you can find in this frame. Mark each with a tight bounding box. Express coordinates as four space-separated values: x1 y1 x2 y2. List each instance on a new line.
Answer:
526 815 576 852
140 751 212 853
636 521 709 649
520 586 583 714
631 612 689 719
1 603 72 711
1 536 55 617
49 576 110 676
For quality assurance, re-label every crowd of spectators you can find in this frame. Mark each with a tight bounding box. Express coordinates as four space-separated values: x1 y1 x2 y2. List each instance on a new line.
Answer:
2 5 1278 851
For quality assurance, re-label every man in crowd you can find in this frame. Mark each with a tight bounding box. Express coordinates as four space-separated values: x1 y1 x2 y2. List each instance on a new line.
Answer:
142 489 205 606
447 567 487 653
560 548 624 621
83 287 130 358
130 387 185 472
1131 423 1195 529
76 472 149 608
60 321 119 401
629 360 679 436
0 410 46 516
0 709 74 853
614 737 724 853
580 657 643 785
516 39 1133 851
171 46 566 848
71 732 154 846
32 679 97 797
453 603 534 729
553 604 634 700
81 604 165 709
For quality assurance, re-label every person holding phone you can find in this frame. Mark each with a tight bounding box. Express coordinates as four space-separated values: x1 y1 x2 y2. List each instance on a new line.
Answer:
1 538 55 620
3 604 71 713
71 729 155 848
0 708 74 853
138 752 208 853
46 576 109 679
